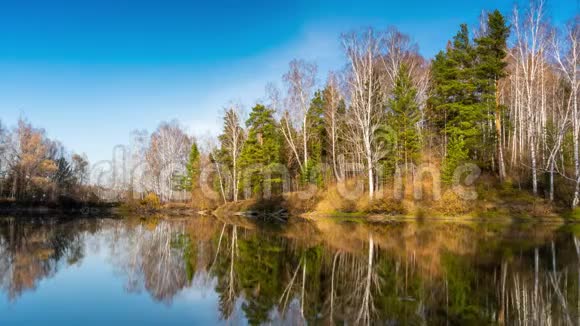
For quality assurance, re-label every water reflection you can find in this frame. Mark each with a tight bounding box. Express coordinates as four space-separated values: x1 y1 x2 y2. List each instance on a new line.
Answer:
0 217 95 300
0 216 578 325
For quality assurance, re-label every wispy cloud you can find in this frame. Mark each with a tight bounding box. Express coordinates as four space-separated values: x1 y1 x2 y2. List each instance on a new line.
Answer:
181 24 345 138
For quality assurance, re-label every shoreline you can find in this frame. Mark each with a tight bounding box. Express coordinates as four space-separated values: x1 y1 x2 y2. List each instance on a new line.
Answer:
0 198 576 225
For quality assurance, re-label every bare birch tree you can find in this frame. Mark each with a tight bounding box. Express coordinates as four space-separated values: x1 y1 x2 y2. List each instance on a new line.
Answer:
342 28 386 198
219 105 245 202
323 72 344 180
145 121 191 201
552 18 580 207
511 0 551 195
282 60 317 173
381 27 418 87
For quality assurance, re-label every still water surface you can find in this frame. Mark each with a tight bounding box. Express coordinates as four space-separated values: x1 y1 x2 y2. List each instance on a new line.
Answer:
0 215 578 325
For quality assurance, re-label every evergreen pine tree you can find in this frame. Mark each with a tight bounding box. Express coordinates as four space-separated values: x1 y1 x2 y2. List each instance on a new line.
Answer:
474 10 509 91
303 90 326 185
474 10 510 178
430 24 486 183
181 142 200 192
239 104 282 196
432 24 483 145
388 64 421 171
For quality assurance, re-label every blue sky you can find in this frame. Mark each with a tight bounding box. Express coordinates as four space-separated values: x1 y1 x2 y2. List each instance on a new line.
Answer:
1 0 578 163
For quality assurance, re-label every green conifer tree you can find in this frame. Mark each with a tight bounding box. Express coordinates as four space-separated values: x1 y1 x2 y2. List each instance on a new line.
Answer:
474 10 510 179
181 142 200 192
430 24 486 183
303 90 326 185
239 104 282 196
388 64 421 171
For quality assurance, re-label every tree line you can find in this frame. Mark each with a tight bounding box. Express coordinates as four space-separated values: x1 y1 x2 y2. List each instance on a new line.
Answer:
1 0 578 209
0 119 90 203
208 1 579 208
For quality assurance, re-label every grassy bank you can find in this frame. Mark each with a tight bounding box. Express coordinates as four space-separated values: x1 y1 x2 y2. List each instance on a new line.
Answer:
210 178 576 223
111 174 580 223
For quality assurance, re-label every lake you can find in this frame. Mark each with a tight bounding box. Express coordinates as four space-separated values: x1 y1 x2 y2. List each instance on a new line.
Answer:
0 215 578 325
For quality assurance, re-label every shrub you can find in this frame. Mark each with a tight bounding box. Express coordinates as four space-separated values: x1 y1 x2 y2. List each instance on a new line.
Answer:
141 192 161 210
362 198 406 215
430 190 472 216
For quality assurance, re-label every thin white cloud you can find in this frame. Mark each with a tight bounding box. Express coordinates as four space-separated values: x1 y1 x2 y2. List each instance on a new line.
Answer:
181 24 345 138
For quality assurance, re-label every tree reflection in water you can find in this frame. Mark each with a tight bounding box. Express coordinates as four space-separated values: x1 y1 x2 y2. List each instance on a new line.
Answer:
0 217 92 300
0 215 579 325
110 221 190 303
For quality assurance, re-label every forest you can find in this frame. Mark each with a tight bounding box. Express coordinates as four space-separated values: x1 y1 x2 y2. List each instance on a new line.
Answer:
0 0 578 217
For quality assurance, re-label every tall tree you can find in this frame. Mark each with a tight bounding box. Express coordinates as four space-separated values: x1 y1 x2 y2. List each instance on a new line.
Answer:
552 18 580 207
475 10 510 182
304 90 326 184
239 104 282 196
218 106 245 202
71 153 89 187
52 156 75 195
342 28 386 199
511 0 550 195
388 64 421 171
323 73 345 181
430 24 484 184
7 120 58 200
145 120 191 201
281 60 317 174
181 141 201 193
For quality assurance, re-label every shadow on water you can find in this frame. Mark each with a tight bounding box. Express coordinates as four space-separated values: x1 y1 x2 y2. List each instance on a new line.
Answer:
0 214 579 325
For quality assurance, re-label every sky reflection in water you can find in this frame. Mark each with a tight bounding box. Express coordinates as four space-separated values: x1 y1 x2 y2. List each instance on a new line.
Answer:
0 216 578 325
